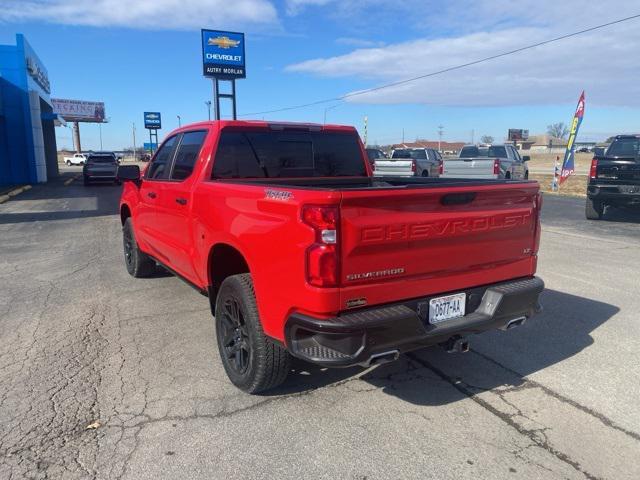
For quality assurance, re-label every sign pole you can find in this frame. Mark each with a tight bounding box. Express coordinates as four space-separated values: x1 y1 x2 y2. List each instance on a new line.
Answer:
231 79 237 120
214 78 221 120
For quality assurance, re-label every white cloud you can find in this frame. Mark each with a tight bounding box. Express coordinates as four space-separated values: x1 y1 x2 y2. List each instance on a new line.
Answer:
286 1 640 107
0 0 278 29
336 37 385 48
285 0 334 15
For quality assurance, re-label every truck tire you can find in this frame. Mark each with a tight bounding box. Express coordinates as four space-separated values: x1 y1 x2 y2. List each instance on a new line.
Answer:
585 198 604 220
215 274 291 394
122 217 156 277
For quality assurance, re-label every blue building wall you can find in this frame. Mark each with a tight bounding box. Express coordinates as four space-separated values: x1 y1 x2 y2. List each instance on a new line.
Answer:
0 34 54 185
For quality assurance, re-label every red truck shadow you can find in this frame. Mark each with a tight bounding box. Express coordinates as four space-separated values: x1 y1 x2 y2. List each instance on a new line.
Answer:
273 289 618 403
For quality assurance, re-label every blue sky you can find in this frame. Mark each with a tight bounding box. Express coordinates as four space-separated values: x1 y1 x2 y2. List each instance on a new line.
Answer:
1 0 639 150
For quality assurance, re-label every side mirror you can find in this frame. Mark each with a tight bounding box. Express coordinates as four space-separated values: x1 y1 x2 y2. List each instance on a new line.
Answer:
522 155 530 162
117 165 141 182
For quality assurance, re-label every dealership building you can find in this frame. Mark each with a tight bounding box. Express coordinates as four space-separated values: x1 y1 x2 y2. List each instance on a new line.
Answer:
0 34 60 185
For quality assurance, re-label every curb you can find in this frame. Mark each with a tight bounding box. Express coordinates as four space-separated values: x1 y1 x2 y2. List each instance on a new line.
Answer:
0 185 31 204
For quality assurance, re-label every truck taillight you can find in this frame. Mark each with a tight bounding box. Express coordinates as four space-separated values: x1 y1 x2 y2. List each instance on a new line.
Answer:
590 158 598 179
302 205 339 287
438 160 444 175
493 159 500 176
411 160 416 174
533 192 543 255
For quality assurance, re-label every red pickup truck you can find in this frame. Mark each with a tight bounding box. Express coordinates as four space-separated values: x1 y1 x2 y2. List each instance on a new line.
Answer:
118 120 544 393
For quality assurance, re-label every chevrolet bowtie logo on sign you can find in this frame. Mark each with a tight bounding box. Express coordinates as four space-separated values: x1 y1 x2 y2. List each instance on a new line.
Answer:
208 36 240 49
143 112 161 130
201 29 246 79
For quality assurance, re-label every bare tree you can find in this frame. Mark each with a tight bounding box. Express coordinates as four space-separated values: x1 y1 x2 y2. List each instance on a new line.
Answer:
547 122 570 139
480 135 494 144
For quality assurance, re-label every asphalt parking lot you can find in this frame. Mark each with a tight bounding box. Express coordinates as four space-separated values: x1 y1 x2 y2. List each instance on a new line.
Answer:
1 169 639 479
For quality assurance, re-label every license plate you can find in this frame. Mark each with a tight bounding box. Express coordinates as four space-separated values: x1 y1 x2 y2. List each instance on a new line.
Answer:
429 293 466 324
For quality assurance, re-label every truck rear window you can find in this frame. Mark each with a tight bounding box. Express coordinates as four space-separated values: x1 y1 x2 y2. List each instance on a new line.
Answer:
607 138 640 158
212 130 367 178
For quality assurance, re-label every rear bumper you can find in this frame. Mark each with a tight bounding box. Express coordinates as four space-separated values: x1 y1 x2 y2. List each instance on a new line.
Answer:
285 276 544 367
85 172 117 179
588 183 640 205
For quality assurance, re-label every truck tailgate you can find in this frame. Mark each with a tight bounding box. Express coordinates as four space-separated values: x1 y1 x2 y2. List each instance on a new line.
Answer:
374 159 414 177
442 158 497 179
338 182 540 308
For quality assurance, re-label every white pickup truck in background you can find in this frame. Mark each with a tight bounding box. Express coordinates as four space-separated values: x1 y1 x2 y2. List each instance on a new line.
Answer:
373 148 442 177
63 153 88 166
441 144 529 180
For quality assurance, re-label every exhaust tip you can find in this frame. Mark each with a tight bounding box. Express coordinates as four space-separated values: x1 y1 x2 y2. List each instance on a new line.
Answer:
361 350 400 368
501 316 527 331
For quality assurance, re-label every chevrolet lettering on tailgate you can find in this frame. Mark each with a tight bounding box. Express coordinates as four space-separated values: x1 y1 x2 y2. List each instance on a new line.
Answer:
360 212 532 243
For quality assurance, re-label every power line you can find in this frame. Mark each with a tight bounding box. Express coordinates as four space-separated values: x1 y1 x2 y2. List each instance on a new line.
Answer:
241 13 640 117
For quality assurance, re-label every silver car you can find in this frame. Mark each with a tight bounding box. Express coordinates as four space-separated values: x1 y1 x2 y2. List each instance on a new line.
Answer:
83 153 119 185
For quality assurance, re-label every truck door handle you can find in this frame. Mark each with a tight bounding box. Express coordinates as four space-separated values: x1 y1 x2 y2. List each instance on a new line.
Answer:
147 191 157 199
175 197 187 205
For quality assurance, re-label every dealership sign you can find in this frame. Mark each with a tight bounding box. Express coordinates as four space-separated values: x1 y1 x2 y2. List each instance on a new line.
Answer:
52 98 105 123
26 57 50 94
144 112 161 129
201 30 246 78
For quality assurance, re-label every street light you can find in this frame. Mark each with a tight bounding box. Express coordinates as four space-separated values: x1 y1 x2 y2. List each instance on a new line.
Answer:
205 101 212 121
323 103 342 124
177 115 182 127
98 117 110 150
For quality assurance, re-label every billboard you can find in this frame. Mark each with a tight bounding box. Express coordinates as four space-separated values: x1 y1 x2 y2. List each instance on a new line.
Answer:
508 129 529 141
143 142 158 151
201 29 246 78
144 112 161 129
52 98 105 123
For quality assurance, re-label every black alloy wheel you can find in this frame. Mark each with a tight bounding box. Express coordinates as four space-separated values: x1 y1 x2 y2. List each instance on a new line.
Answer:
219 296 251 375
214 274 291 393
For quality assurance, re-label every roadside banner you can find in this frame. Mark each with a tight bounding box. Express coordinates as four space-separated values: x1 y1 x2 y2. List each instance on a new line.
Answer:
560 91 585 185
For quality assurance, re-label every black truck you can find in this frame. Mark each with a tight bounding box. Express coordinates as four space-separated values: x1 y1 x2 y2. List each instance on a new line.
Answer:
586 135 640 220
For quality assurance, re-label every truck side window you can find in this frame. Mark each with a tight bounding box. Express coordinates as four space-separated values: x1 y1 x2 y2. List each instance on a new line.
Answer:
147 135 178 180
171 131 207 181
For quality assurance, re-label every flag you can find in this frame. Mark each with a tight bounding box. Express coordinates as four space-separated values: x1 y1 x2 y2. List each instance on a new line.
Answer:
560 91 585 185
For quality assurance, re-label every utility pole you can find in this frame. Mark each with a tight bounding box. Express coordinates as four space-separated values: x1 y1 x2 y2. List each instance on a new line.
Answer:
438 125 444 152
402 128 405 144
205 101 212 121
132 123 137 162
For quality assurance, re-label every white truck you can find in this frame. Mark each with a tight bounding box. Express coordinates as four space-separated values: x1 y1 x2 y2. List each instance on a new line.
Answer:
63 153 88 166
373 148 442 177
442 145 529 180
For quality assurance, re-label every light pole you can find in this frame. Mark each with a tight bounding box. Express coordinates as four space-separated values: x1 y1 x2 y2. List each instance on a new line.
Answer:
205 101 212 121
177 115 181 128
132 123 137 161
323 103 342 124
438 125 444 152
98 117 110 150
